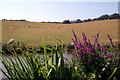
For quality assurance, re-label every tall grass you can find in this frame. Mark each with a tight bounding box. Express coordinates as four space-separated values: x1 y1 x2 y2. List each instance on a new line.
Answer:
2 42 71 54
1 41 75 80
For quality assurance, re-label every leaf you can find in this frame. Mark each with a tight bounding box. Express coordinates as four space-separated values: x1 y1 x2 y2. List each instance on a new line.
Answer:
46 68 52 78
108 68 117 80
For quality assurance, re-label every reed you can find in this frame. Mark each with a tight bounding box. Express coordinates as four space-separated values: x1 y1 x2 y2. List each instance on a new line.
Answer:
1 40 74 80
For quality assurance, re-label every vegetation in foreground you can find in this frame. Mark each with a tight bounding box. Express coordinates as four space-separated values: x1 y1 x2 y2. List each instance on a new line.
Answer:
1 31 120 80
2 42 74 54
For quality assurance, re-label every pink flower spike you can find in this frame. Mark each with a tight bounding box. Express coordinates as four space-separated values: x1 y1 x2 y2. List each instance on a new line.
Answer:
94 32 99 42
103 54 113 58
82 32 87 41
102 45 107 54
107 34 114 47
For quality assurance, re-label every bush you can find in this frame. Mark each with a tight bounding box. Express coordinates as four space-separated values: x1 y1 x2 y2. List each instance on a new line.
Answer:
72 30 120 79
2 42 26 54
62 20 71 24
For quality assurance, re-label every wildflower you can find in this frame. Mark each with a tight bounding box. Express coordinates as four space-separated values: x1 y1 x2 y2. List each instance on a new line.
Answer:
103 54 113 58
72 38 79 56
102 45 107 54
82 32 88 45
96 41 100 48
82 32 87 41
94 32 100 48
107 34 114 47
94 32 99 42
72 29 78 43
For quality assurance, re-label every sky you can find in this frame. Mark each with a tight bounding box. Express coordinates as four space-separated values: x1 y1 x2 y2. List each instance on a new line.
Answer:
0 0 119 22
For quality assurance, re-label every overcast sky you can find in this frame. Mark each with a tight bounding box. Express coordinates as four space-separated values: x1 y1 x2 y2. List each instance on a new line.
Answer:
0 0 119 22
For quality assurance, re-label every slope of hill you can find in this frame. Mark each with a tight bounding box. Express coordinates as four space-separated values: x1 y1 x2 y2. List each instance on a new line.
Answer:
2 19 119 46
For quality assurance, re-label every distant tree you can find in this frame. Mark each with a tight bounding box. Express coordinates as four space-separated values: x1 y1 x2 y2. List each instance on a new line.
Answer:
93 18 98 21
98 14 109 20
70 20 76 23
87 18 92 21
109 13 120 19
20 19 26 21
103 14 110 19
76 19 82 23
83 18 92 22
2 19 6 21
83 19 87 22
62 20 71 24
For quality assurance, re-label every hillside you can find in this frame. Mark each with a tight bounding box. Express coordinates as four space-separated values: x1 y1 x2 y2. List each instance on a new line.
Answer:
2 19 119 46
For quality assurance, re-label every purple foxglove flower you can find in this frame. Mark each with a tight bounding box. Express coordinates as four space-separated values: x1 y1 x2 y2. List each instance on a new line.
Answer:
102 45 107 54
88 40 95 52
94 32 100 48
96 41 100 48
72 38 79 56
72 29 78 42
88 40 92 47
103 54 113 58
94 32 99 42
82 33 87 41
107 34 114 47
82 33 88 45
87 48 92 54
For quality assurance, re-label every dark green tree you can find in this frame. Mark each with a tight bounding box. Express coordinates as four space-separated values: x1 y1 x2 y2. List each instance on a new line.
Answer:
98 14 109 20
62 20 71 24
109 13 120 19
76 19 82 23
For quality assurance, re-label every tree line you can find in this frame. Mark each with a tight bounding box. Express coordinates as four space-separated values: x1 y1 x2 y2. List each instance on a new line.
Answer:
2 19 27 21
2 13 120 24
62 13 120 24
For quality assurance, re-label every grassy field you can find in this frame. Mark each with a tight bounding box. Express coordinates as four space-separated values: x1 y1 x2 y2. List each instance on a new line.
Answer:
2 19 119 46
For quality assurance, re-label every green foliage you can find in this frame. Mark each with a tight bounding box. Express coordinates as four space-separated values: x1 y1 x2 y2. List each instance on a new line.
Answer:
1 32 120 80
72 30 120 80
76 19 82 23
2 42 26 54
2 42 69 54
62 13 120 24
98 14 110 20
62 20 71 24
1 41 75 80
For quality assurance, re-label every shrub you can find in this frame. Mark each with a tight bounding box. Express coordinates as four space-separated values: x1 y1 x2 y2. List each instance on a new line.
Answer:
2 42 26 54
72 30 120 79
